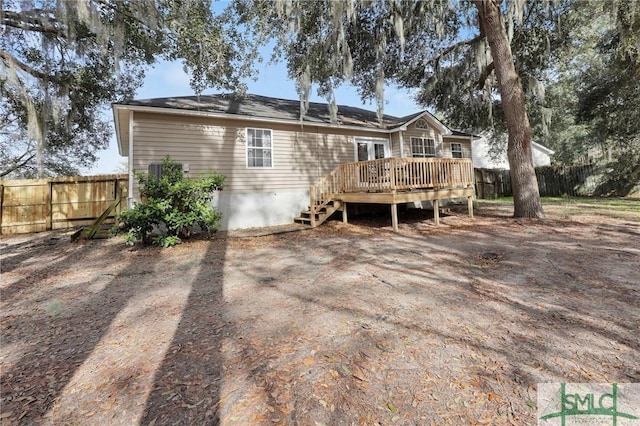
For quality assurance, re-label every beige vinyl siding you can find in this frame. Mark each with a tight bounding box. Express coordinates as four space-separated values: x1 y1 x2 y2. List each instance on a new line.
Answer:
402 120 444 157
131 111 385 196
442 137 472 159
390 133 402 157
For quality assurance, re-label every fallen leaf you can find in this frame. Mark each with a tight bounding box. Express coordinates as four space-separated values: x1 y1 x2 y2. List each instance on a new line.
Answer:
387 402 397 413
352 366 367 381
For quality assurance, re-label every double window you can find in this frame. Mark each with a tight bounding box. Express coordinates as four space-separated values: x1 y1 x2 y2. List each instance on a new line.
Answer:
247 128 273 168
411 137 436 158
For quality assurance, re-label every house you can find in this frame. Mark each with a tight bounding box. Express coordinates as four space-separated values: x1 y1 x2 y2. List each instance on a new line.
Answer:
472 134 555 169
112 93 476 232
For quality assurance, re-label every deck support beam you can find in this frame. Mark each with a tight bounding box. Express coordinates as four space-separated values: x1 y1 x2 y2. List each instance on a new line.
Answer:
391 203 399 232
332 186 475 230
468 195 474 219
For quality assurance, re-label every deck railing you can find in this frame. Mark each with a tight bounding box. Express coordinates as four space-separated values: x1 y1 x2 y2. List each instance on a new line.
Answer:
310 157 474 220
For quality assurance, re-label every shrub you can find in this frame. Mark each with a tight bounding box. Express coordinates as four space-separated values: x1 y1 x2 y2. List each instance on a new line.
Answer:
114 156 225 247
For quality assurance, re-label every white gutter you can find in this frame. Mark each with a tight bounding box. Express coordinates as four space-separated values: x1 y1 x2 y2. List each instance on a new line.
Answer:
112 105 124 156
444 134 477 140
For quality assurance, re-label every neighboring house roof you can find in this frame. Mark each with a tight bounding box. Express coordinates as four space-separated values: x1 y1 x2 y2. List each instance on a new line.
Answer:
472 136 555 169
531 141 555 156
113 93 467 156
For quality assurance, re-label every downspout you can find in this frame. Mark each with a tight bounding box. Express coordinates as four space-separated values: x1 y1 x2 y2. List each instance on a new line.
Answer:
128 110 134 208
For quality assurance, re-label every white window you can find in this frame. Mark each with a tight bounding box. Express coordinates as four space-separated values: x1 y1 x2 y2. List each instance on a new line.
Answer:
411 137 436 157
451 142 463 158
415 118 429 129
148 162 182 179
355 137 390 161
247 128 273 168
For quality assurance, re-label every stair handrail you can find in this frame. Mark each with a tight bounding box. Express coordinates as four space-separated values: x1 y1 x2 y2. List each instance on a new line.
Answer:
307 158 474 226
309 166 342 227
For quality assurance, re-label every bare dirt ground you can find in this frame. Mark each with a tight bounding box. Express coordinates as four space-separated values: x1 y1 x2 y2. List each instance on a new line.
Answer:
1 201 639 425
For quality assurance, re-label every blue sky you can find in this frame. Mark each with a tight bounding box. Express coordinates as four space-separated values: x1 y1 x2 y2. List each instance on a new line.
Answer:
86 46 422 175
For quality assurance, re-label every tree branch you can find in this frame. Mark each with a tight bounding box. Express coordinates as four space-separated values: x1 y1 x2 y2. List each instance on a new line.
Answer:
425 34 485 76
436 33 485 62
2 10 65 37
0 152 36 178
477 62 495 89
0 50 51 82
92 0 160 31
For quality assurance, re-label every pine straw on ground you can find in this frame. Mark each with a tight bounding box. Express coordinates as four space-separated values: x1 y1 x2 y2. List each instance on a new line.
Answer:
1 205 639 425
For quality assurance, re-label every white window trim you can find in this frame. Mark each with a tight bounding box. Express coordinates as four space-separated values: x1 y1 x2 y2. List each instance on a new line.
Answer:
451 142 463 158
415 118 429 129
410 137 436 158
246 127 274 169
353 137 391 161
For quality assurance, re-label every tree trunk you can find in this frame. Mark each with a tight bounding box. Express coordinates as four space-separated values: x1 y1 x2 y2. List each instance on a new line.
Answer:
474 0 544 218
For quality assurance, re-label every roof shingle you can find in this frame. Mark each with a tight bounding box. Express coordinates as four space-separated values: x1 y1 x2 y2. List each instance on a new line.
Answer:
122 93 408 130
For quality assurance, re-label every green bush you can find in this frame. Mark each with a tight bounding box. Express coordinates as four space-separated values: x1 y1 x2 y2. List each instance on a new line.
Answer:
114 156 225 247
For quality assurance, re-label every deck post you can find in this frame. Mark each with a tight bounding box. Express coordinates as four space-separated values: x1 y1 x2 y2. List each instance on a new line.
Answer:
342 202 348 223
467 195 474 219
433 199 440 226
310 188 317 228
391 203 399 232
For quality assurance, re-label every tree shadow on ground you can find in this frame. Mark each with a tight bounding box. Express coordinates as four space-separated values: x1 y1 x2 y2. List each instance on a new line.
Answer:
139 239 227 425
1 234 231 425
0 236 140 422
208 219 639 424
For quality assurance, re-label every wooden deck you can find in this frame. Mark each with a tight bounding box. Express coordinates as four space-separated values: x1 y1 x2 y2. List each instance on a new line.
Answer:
295 157 475 231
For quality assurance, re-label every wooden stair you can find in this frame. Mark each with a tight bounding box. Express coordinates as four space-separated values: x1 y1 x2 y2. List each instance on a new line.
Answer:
294 200 342 228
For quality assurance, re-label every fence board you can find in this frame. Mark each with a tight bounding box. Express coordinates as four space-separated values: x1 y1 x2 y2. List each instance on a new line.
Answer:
0 175 128 235
474 164 597 199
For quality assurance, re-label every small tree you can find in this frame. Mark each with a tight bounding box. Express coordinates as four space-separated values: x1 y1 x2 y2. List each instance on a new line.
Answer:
115 157 225 247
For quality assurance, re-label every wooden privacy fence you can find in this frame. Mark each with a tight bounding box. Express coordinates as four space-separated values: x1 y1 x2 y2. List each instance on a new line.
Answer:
474 168 511 199
0 175 128 235
474 164 598 199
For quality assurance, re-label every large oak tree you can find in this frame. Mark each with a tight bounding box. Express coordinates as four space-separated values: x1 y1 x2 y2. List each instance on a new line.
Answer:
474 0 541 216
1 0 255 178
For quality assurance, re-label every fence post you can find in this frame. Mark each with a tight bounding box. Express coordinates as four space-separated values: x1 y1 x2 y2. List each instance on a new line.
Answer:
0 184 4 234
